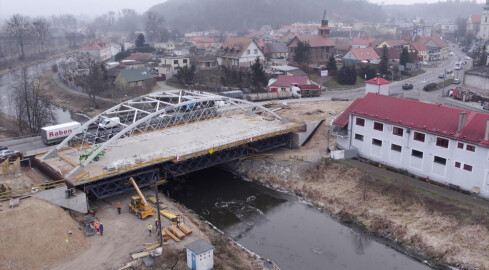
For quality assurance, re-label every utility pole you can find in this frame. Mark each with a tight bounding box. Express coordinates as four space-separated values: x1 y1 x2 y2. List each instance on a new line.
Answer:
442 68 446 97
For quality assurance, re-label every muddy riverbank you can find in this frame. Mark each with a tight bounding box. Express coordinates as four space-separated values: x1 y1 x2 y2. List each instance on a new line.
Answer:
229 156 489 269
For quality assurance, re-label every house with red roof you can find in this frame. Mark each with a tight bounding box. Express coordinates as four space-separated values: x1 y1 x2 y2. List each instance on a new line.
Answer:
216 38 265 67
79 39 112 62
271 75 310 92
333 93 489 198
342 48 380 66
412 42 428 62
414 36 449 61
365 77 390 95
287 9 335 65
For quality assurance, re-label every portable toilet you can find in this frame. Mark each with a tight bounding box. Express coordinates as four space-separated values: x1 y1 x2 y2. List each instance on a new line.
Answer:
365 77 390 95
185 239 214 270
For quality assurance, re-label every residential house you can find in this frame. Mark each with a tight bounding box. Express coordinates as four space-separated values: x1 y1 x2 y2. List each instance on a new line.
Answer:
270 75 310 92
342 48 380 65
57 53 91 88
374 46 401 62
269 66 306 77
120 60 146 69
414 36 449 61
332 38 351 57
216 38 265 67
351 37 375 49
123 52 153 62
115 68 154 87
264 41 288 59
287 9 335 65
198 59 218 69
161 56 190 69
374 39 409 50
79 39 112 62
153 42 175 54
467 14 481 35
333 93 489 198
365 77 390 95
412 42 428 62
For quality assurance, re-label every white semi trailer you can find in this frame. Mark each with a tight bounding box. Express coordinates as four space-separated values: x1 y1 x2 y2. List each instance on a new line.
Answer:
40 121 81 145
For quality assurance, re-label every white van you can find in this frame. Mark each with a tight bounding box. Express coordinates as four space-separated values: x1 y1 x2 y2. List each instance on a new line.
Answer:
98 117 120 129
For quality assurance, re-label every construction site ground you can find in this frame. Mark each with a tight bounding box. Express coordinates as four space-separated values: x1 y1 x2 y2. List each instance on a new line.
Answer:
46 188 207 270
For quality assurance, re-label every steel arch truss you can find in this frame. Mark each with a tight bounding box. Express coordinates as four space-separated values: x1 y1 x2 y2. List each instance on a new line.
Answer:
83 168 162 199
42 90 284 170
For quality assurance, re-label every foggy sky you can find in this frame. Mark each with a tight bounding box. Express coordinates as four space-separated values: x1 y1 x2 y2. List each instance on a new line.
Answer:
0 0 486 19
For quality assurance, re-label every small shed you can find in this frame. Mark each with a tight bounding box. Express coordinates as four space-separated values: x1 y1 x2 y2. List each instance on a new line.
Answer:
185 239 214 270
365 77 390 96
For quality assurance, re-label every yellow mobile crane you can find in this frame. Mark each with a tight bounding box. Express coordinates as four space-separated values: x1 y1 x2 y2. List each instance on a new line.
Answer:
128 177 156 219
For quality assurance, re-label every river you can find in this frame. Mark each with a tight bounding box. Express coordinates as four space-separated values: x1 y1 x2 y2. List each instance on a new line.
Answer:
163 167 433 270
0 59 84 124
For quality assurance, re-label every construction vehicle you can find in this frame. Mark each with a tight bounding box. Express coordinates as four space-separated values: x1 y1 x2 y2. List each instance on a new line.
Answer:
79 145 105 162
128 177 156 219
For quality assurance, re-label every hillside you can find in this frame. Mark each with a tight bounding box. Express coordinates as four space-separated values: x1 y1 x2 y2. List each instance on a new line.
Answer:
383 1 483 21
149 0 386 32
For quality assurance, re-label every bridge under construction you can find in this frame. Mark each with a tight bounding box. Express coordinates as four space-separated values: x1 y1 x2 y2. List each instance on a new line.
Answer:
37 90 299 199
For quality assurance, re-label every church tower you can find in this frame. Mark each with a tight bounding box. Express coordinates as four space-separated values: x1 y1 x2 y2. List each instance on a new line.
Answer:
318 8 330 38
478 0 489 40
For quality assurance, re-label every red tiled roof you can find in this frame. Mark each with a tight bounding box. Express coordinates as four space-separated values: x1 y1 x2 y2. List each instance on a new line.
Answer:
217 38 255 58
272 75 309 87
412 42 427 52
365 77 390 85
352 37 375 46
333 38 351 51
471 14 481 23
295 35 334 47
350 48 380 61
80 40 110 51
374 47 400 60
384 39 408 47
333 93 489 147
124 52 152 61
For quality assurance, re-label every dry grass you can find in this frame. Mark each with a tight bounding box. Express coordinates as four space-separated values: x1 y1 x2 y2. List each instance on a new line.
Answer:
0 198 88 270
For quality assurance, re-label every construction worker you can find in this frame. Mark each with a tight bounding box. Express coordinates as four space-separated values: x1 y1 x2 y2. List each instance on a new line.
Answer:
99 223 104 236
117 202 121 214
148 223 153 235
155 219 160 236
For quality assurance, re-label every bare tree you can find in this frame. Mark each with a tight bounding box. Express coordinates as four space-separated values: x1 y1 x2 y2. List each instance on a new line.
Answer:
75 61 107 108
145 12 166 42
6 14 32 60
32 18 50 54
14 69 55 134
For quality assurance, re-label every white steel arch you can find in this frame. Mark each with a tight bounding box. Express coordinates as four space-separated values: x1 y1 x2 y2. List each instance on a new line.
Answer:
42 90 286 178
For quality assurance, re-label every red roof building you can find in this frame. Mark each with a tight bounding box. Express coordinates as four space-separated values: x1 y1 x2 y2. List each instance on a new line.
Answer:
351 37 376 48
272 75 309 87
365 77 390 85
333 93 489 197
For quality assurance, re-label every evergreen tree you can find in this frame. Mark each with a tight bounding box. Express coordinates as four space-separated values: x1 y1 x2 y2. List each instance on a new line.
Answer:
293 40 311 64
336 65 357 85
380 45 389 75
136 33 145 47
250 57 268 90
327 55 337 75
400 47 410 66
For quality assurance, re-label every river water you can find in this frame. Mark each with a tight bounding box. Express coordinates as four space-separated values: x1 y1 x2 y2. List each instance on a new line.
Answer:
0 59 84 124
163 167 433 270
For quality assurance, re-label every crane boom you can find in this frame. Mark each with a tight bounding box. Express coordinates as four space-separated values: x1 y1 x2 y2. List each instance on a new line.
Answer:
129 177 149 205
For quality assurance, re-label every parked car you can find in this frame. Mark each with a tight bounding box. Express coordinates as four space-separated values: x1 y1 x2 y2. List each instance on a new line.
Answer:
464 56 471 60
0 150 22 162
438 73 445 79
453 79 461 84
0 146 7 151
402 83 414 90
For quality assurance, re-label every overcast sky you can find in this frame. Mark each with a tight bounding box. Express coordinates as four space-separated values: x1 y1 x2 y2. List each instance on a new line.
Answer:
0 0 486 19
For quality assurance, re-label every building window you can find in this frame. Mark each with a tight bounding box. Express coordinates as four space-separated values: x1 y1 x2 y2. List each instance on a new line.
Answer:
413 132 425 142
355 133 364 141
466 145 475 152
391 144 402 152
281 88 286 91
373 122 383 131
372 138 382 146
247 50 250 54
393 127 403 136
463 164 473 171
183 59 188 64
436 137 449 148
356 118 365 126
254 49 258 54
457 142 463 149
455 161 461 168
412 149 423 158
173 60 178 64
433 156 447 165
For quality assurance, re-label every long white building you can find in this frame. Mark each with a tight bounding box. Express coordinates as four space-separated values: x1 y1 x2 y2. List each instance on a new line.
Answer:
333 93 489 198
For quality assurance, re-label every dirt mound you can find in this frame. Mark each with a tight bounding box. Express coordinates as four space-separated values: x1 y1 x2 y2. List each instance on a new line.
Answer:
0 197 88 270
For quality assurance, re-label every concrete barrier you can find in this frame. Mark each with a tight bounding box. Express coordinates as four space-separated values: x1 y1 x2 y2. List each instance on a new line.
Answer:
290 120 324 149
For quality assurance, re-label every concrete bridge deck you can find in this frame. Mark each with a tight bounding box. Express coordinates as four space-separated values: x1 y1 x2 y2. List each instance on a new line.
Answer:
42 113 296 184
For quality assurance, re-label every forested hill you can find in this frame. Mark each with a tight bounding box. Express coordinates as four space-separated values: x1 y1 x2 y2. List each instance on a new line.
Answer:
383 1 482 21
149 0 386 32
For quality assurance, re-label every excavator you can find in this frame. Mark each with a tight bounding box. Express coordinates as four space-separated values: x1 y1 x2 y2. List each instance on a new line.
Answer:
127 177 156 219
